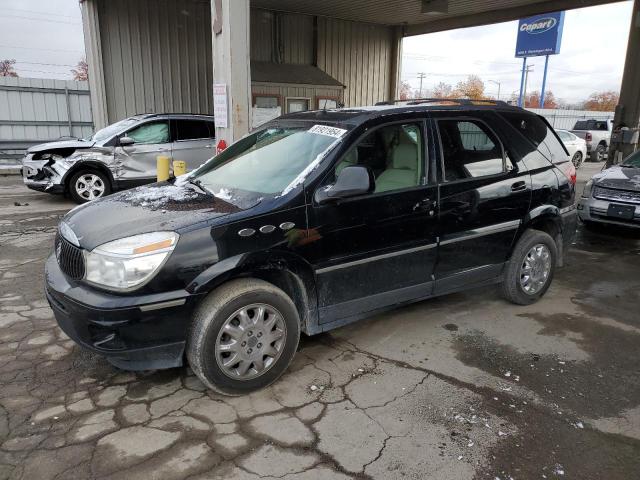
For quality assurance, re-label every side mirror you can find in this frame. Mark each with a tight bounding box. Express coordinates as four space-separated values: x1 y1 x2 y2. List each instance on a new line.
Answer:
314 165 373 204
119 136 135 146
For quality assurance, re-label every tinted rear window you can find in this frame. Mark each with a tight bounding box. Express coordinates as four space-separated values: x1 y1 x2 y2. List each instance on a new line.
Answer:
175 119 214 141
500 112 548 146
573 121 589 130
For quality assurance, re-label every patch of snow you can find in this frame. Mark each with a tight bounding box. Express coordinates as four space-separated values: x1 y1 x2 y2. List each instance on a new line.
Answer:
214 188 233 201
120 185 199 208
553 464 565 476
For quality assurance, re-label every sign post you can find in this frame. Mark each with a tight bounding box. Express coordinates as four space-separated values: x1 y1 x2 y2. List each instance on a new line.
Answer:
515 11 565 108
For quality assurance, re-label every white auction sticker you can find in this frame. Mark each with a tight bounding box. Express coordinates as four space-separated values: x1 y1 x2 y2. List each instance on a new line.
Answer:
308 125 347 138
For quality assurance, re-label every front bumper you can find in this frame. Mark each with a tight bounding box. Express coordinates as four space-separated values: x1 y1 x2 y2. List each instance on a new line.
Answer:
45 255 203 370
21 156 66 194
577 196 640 228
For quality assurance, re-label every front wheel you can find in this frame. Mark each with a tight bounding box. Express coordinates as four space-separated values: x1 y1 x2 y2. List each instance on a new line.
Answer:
69 170 111 203
572 151 583 169
501 229 557 305
187 278 300 396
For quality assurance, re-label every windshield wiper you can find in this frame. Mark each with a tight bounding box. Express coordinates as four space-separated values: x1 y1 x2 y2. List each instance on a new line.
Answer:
188 178 216 197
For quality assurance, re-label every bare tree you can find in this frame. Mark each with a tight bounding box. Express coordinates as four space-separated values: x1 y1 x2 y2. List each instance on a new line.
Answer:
71 59 89 81
0 59 18 77
431 82 455 99
399 81 413 100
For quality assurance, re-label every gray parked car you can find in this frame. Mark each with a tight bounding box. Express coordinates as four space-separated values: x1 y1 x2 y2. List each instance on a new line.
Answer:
21 113 216 203
578 151 640 228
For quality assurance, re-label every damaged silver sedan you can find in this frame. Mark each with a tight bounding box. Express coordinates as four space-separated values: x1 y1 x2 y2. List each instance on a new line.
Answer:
21 113 216 203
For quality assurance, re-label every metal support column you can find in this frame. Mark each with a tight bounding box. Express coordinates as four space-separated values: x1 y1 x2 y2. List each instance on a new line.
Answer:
540 55 550 108
608 0 640 166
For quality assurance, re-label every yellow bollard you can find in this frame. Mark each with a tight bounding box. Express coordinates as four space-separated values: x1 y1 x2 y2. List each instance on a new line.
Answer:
173 160 186 177
157 155 170 182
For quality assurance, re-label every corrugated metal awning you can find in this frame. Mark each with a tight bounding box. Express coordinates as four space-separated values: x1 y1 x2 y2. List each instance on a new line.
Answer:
251 61 345 87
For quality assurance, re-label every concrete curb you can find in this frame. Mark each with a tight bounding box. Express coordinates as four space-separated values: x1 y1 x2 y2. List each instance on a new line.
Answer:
0 166 22 175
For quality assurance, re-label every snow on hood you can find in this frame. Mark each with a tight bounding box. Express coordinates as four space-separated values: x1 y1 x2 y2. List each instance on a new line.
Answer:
592 165 640 192
27 139 95 153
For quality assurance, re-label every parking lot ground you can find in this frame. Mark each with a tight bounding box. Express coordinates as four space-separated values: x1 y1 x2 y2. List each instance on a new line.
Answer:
1 165 639 480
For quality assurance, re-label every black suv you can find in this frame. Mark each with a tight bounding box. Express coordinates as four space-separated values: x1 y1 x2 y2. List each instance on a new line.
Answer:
46 100 577 395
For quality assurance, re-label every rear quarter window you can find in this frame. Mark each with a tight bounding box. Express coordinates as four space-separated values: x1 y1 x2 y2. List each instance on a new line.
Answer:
500 111 568 163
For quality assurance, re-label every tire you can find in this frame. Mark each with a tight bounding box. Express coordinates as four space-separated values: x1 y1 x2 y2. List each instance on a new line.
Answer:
501 229 557 306
187 278 300 396
68 170 111 204
593 144 607 162
572 151 583 169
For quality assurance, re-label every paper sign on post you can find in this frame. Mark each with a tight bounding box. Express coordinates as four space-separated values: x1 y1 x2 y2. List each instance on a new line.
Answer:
213 84 228 128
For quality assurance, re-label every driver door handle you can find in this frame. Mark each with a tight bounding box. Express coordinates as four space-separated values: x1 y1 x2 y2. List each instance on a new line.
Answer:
511 181 527 192
413 198 437 215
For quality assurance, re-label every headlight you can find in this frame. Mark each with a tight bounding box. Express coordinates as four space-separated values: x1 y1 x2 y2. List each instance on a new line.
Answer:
582 180 593 198
84 232 178 291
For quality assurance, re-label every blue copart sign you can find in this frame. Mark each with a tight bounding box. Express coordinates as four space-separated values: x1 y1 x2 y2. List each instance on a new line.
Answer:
515 11 565 58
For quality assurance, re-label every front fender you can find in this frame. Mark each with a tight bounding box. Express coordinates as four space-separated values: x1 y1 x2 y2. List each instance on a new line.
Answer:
185 250 319 334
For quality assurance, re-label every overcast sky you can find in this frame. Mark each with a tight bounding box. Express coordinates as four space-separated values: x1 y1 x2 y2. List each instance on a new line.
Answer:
0 0 632 105
403 1 633 104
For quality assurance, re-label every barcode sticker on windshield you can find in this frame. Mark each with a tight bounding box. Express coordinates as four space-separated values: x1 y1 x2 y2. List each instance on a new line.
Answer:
308 125 348 138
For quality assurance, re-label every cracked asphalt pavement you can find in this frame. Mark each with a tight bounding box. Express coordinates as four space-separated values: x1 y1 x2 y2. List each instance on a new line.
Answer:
1 165 639 480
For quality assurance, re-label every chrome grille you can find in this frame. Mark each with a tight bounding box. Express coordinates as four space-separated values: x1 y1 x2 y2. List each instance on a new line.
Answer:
55 233 85 280
593 186 640 204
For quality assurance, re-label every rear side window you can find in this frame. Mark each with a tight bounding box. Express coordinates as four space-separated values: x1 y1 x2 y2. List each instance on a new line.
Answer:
175 119 214 141
438 119 507 181
500 112 548 146
541 126 569 164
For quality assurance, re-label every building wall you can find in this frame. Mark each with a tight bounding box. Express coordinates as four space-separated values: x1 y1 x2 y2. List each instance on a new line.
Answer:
0 77 93 160
251 9 396 106
317 18 395 107
252 82 343 108
87 1 396 126
97 0 213 123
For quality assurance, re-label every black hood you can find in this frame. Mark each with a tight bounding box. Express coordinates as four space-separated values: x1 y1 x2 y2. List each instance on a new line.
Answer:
592 166 640 193
62 183 243 250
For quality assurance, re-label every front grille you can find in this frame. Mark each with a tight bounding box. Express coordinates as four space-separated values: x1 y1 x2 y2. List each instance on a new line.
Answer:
55 233 86 280
593 185 640 204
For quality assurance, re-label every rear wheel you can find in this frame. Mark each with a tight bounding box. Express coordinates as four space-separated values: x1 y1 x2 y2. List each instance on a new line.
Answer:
501 229 557 305
572 151 583 169
69 170 110 203
593 144 607 162
187 278 300 396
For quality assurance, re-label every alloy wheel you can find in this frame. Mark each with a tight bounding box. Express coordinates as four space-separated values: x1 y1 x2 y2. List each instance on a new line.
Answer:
519 244 552 295
215 303 287 380
572 152 583 168
75 174 106 201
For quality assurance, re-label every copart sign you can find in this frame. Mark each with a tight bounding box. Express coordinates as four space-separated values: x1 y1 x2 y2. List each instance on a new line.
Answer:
515 11 565 58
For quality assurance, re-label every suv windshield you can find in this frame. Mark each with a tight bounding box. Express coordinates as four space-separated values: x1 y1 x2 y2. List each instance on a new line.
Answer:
88 118 139 143
191 124 348 203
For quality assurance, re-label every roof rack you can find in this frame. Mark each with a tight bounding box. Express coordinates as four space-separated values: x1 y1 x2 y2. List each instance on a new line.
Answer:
374 98 511 107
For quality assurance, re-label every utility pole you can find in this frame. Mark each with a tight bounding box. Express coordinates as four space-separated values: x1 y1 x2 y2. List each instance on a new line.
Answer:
417 72 427 98
523 64 534 106
488 80 501 100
